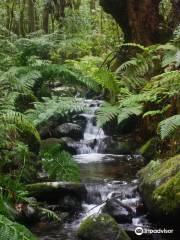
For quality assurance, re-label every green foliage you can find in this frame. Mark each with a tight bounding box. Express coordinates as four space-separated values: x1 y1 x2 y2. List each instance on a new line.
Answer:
1 111 40 142
0 214 37 240
96 102 119 127
27 96 86 126
159 0 173 22
16 37 56 65
160 44 180 68
116 46 158 91
139 155 180 215
96 94 143 127
38 207 60 222
153 172 180 213
68 56 119 100
41 145 80 182
158 115 180 139
145 71 180 97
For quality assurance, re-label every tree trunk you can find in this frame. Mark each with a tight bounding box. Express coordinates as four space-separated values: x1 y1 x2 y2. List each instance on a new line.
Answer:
27 0 35 33
74 0 81 9
53 0 66 22
43 6 49 33
100 0 180 45
20 0 26 36
90 0 96 10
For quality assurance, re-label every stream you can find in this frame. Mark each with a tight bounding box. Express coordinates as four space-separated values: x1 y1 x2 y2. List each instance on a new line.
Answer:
33 100 167 240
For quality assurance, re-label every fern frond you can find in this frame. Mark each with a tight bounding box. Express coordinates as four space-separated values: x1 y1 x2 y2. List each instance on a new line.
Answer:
145 71 180 97
96 102 119 127
0 67 40 93
118 43 148 52
0 214 37 240
27 96 86 126
118 105 143 124
1 111 40 142
42 150 80 182
116 51 155 90
158 115 180 139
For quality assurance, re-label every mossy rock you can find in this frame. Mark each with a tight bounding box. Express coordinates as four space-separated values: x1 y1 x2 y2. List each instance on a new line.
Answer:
40 138 65 153
139 137 160 161
21 130 40 155
103 117 137 136
40 137 77 154
77 214 131 240
138 155 180 221
27 182 87 203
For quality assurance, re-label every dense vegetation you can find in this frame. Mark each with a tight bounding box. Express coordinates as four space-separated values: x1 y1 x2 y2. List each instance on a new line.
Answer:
0 0 179 239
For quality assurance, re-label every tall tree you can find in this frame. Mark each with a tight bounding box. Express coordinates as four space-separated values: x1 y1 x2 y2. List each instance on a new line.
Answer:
90 0 96 10
20 0 26 36
100 0 180 45
43 1 50 33
27 0 35 32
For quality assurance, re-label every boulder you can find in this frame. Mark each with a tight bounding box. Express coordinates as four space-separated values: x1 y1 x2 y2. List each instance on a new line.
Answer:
27 182 87 204
54 123 83 140
16 197 41 224
138 155 180 222
102 117 138 136
38 120 55 139
104 137 139 155
139 137 160 161
60 137 81 154
102 198 133 223
77 213 131 240
72 114 87 131
58 195 82 213
40 137 76 154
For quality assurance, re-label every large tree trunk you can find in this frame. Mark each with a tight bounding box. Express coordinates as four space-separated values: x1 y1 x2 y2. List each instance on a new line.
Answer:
43 6 49 34
27 0 35 32
100 0 180 45
53 0 66 21
20 0 26 36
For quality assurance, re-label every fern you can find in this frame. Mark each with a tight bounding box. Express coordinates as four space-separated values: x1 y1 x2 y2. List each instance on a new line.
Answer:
159 0 172 22
0 214 37 240
1 111 40 142
158 115 180 139
67 56 119 99
37 207 60 222
173 25 180 47
27 96 86 126
116 50 156 91
96 100 143 127
159 43 180 68
144 71 180 98
118 43 148 52
42 150 80 182
96 102 119 127
0 67 40 93
117 105 143 124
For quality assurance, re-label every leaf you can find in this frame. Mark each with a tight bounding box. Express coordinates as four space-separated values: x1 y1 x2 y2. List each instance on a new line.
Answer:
0 214 37 240
158 115 180 139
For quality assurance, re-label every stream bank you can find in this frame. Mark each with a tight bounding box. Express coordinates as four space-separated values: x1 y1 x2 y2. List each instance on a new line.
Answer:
31 100 178 240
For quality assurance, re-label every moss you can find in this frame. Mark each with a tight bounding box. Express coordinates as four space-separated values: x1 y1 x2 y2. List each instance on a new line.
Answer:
153 172 180 213
139 137 160 160
77 214 130 240
138 154 180 219
150 156 180 182
78 214 116 238
139 155 180 184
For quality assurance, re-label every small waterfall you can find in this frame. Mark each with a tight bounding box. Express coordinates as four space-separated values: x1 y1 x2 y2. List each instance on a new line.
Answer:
77 100 106 154
34 99 160 240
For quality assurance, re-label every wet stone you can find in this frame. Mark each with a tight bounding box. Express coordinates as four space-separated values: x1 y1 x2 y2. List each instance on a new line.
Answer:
102 198 133 223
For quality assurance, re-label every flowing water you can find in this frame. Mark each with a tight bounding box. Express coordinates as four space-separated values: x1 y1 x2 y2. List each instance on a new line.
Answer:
33 100 169 240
